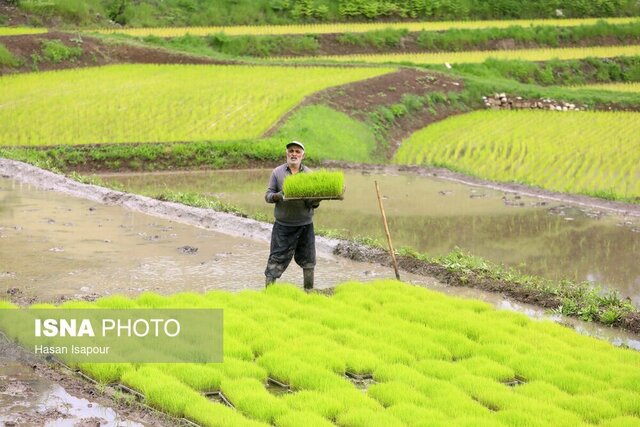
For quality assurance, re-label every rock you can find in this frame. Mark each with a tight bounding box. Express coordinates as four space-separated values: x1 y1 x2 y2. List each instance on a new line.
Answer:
177 245 198 255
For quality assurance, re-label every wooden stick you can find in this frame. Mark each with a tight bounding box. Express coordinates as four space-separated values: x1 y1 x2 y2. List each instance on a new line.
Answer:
374 180 400 280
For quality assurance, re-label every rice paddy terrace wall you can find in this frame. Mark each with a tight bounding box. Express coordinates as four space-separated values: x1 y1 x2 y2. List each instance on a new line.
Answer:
1 280 639 426
0 64 393 146
394 109 640 200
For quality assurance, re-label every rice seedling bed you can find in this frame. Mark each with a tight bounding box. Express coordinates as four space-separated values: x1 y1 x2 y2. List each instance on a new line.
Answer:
394 109 640 200
282 45 640 65
204 391 236 407
0 64 393 146
2 280 639 426
93 18 640 37
283 170 345 199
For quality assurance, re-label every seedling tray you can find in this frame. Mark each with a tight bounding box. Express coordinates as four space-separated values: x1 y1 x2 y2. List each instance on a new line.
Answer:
204 391 235 408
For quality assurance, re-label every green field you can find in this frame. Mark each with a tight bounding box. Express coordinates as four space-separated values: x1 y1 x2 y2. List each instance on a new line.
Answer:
0 27 47 36
1 280 639 426
575 82 640 92
393 110 640 200
0 64 393 146
286 45 640 65
93 17 640 37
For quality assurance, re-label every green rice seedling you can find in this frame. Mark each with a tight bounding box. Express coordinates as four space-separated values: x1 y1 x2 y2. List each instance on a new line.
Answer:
220 377 288 424
167 292 209 307
475 343 520 365
135 292 171 308
430 330 478 361
78 363 133 384
0 300 17 309
452 374 520 412
184 396 269 427
224 337 254 361
598 416 640 427
556 394 619 424
263 283 306 301
282 170 344 198
514 380 569 403
367 381 430 407
457 356 515 382
543 369 607 395
329 387 384 412
206 357 268 382
494 410 549 427
428 388 491 418
282 390 343 420
58 301 97 309
341 348 381 375
595 389 640 417
275 411 334 427
336 407 405 427
283 339 347 374
121 366 202 416
94 295 138 309
386 404 449 427
161 363 223 392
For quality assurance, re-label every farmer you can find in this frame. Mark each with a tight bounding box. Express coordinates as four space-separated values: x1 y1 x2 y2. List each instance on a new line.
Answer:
264 140 320 290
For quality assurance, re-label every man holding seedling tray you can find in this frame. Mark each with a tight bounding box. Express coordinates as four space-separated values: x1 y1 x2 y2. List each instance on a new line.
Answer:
264 141 320 290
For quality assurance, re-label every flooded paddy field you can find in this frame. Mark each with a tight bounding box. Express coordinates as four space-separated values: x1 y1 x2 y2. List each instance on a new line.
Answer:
100 169 640 305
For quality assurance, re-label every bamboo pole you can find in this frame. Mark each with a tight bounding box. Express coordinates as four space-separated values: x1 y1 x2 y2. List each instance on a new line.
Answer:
374 181 400 280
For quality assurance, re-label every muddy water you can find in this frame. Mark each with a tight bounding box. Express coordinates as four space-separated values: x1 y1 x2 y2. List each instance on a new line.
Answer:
0 178 441 302
99 169 640 304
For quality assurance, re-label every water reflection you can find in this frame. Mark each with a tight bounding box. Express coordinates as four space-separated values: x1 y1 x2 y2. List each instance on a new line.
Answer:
99 169 640 304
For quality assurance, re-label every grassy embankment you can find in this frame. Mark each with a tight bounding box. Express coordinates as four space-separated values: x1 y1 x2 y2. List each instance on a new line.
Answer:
1 280 639 426
118 19 640 58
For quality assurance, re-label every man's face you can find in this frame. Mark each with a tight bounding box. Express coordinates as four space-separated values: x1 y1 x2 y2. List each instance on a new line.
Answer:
286 146 304 168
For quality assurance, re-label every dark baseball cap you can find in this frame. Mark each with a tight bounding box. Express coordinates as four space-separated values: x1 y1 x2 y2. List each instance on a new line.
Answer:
286 141 305 150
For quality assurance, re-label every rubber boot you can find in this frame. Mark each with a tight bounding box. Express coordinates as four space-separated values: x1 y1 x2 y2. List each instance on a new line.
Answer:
303 268 314 291
265 275 275 288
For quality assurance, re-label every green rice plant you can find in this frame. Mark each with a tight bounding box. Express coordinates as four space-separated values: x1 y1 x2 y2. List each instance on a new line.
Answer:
0 300 17 309
0 64 393 146
40 39 82 63
121 366 202 416
161 363 223 392
220 377 288 424
206 357 268 382
457 356 516 382
413 359 469 381
95 18 640 37
394 110 640 200
595 389 640 417
94 295 138 309
282 170 344 198
184 397 269 427
134 292 171 308
223 337 254 361
77 362 133 384
281 45 640 65
386 404 449 427
556 394 619 424
367 381 430 407
275 411 334 427
282 390 343 419
0 27 47 36
336 407 405 427
599 416 640 427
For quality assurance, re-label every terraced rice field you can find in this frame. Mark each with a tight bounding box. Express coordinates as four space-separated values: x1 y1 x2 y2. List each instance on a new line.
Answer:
575 82 640 92
393 110 640 199
283 45 640 65
0 27 47 36
1 280 639 426
0 64 393 146
93 17 640 37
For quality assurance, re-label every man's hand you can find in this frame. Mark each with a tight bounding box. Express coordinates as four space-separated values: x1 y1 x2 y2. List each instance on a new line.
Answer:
272 192 283 202
305 198 320 209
